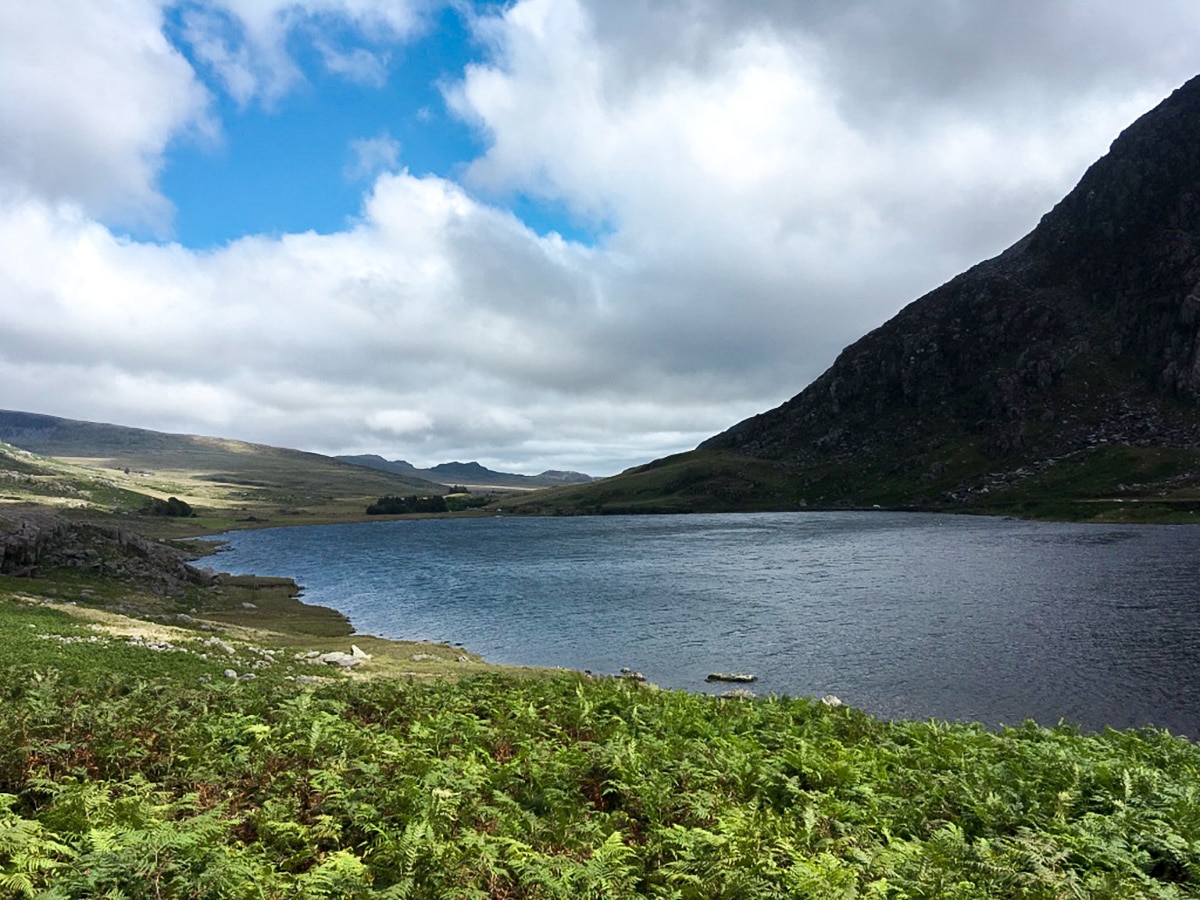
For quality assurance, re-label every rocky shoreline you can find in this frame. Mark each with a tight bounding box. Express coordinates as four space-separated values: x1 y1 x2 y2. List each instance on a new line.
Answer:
0 510 213 591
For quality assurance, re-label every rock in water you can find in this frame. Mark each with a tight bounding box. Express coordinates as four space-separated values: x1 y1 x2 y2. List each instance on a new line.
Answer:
706 672 758 683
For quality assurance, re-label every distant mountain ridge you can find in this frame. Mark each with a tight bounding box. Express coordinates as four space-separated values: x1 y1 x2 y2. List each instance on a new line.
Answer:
510 74 1200 518
338 454 593 489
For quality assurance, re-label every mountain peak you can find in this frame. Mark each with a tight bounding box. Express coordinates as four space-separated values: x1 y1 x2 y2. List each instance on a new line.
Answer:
513 75 1200 517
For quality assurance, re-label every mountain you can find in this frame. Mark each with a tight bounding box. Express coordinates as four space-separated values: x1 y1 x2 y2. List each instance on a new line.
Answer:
336 455 424 479
511 75 1200 520
0 410 444 523
338 454 593 489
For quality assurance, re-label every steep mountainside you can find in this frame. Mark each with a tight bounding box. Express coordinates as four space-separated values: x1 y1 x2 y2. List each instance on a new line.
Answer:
512 75 1200 519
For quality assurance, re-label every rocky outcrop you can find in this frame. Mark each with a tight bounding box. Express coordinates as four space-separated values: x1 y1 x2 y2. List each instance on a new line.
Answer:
0 511 213 593
703 75 1200 484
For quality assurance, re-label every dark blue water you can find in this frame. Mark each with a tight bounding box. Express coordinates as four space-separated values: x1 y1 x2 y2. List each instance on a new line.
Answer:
207 512 1200 734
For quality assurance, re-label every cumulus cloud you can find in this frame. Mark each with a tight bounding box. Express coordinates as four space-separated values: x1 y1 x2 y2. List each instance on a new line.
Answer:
316 40 392 87
443 0 1200 419
0 1 213 232
2 1 1200 473
345 132 402 180
178 0 432 105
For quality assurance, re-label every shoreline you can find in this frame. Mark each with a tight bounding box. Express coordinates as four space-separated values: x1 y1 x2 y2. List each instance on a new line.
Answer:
0 507 534 685
6 506 1200 736
185 511 1200 738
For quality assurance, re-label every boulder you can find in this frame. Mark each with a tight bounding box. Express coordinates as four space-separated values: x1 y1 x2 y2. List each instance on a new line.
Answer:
706 672 758 683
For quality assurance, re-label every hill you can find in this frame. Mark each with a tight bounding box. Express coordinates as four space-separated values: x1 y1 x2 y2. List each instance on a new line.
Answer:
0 410 444 529
338 454 594 489
511 75 1200 521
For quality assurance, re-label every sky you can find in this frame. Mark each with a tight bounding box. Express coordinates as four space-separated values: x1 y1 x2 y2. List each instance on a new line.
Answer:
2 2 1199 476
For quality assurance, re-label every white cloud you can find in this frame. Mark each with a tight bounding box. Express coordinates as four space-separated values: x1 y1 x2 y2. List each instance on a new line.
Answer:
0 1 213 232
345 132 402 181
3 1 1200 474
442 0 1200 405
180 0 432 105
316 41 391 87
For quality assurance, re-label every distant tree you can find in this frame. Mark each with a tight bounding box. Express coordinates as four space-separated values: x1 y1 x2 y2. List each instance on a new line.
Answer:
445 492 495 512
366 494 448 515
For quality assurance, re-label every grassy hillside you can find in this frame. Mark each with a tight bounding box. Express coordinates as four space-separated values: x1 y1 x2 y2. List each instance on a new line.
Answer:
503 443 1200 523
0 412 446 532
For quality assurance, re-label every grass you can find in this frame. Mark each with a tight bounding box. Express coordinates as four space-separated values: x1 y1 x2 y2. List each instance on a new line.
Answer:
501 441 1200 524
0 565 509 685
0 589 1197 897
3 429 1200 893
0 432 450 532
501 451 809 515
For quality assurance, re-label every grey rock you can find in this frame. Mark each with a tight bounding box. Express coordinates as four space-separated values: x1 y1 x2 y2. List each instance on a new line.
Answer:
317 652 361 668
706 672 757 683
205 636 236 655
0 510 217 590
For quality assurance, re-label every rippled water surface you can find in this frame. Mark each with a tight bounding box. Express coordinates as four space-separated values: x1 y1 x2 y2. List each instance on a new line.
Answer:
209 512 1200 734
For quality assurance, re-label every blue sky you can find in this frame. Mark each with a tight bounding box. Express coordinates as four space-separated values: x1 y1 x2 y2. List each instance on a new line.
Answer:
1 1 1199 474
158 1 594 246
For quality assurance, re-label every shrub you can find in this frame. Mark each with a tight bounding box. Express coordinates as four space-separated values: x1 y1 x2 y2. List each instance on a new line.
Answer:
365 495 448 515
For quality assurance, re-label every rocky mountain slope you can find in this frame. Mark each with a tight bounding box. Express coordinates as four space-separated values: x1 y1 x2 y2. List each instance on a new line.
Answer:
514 75 1200 519
0 509 211 589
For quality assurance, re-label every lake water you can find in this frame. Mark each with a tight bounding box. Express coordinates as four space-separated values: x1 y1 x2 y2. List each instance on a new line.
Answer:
207 512 1200 735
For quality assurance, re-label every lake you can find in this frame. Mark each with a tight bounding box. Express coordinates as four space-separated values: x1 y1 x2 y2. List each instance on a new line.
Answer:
207 512 1200 735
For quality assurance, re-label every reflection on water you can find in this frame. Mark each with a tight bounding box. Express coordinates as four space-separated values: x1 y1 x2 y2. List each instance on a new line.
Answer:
209 512 1200 735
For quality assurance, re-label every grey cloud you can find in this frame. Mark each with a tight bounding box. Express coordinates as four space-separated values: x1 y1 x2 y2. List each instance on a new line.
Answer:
583 0 1200 109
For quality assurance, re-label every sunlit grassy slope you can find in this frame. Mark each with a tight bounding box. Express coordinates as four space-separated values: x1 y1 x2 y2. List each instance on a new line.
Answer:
0 410 447 531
